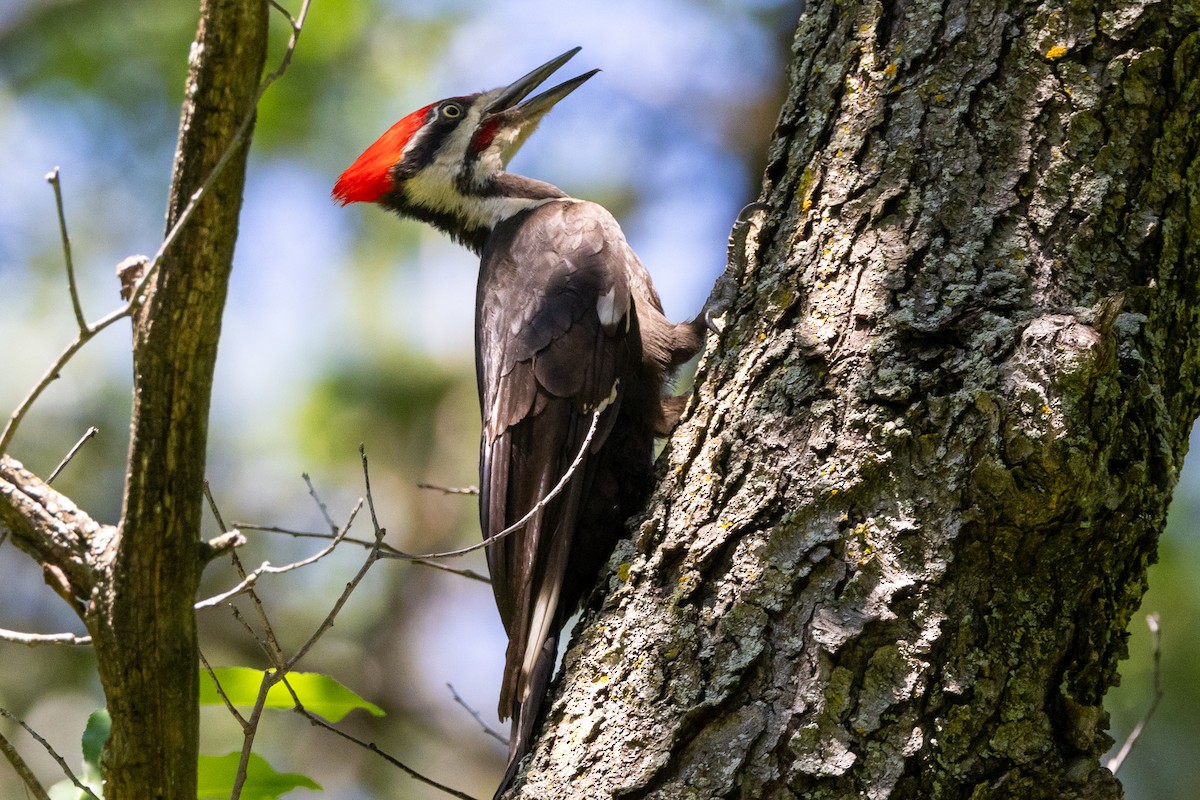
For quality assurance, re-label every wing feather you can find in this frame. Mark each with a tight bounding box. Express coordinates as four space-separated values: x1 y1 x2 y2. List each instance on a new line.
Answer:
475 200 634 725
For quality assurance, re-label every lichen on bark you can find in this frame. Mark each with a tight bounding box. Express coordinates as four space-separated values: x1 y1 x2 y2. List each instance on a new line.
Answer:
508 1 1200 798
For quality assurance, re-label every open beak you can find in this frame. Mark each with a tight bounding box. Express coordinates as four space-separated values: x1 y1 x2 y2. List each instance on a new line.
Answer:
484 47 599 125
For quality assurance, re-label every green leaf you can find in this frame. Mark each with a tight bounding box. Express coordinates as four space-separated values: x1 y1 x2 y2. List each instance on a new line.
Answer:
47 709 109 799
199 667 385 723
80 709 110 769
197 752 320 800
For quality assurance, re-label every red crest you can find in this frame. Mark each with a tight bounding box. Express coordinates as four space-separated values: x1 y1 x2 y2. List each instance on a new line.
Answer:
332 103 434 204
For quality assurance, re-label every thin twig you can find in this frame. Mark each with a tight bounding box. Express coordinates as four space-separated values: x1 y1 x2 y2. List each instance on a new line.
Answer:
205 432 459 796
1106 613 1163 774
229 671 274 800
258 494 369 668
194 499 361 610
266 0 311 79
383 407 603 561
232 550 283 666
285 477 380 669
229 605 278 665
217 453 390 792
303 473 339 534
202 478 230 533
0 707 98 800
1 335 106 454
0 727 51 800
281 677 477 800
46 426 98 484
447 683 507 745
200 649 249 729
233 523 490 583
417 482 479 496
232 543 289 665
0 0 313 456
231 522 391 550
222 452 393 795
0 627 92 647
359 445 384 535
46 168 86 332
375 554 488 582
204 480 288 664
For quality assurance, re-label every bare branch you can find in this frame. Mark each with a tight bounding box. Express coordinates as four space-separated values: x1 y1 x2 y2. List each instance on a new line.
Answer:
285 493 379 670
235 561 288 666
199 482 247 560
45 168 86 332
194 499 361 610
1106 613 1164 774
417 482 479 496
0 456 107 602
200 530 247 563
280 677 478 800
229 604 279 666
266 0 311 82
47 426 98 485
447 683 507 745
382 407 603 561
126 1 312 315
0 727 51 800
204 439 464 795
394 555 489 583
303 473 339 535
202 478 230 532
229 671 274 800
0 627 92 647
203 479 287 663
233 522 490 583
0 708 98 800
233 522 383 548
200 650 248 729
0 334 107 456
359 445 384 535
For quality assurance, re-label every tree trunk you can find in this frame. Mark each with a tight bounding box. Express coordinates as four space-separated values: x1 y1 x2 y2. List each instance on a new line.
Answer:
1 2 267 798
92 2 267 796
512 1 1200 798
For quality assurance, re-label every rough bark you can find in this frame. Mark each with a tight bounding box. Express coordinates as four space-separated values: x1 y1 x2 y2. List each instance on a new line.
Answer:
91 2 267 797
512 1 1200 798
1 1 267 798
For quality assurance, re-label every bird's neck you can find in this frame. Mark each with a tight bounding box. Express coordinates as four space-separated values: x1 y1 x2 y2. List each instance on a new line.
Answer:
384 172 568 253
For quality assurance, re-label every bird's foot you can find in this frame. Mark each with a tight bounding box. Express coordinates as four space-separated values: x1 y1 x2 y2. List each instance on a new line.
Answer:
702 201 771 334
702 271 737 335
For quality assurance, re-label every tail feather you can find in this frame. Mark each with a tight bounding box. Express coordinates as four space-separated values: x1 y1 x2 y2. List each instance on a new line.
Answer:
494 635 558 799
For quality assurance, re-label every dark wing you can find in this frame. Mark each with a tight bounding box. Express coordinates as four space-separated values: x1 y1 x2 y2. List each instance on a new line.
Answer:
475 199 633 725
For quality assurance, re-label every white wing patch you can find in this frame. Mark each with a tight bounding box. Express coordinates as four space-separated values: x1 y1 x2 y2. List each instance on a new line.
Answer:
596 287 626 330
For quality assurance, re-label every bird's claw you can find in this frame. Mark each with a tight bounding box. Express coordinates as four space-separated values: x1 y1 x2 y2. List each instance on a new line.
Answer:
703 270 737 334
703 201 771 335
736 201 772 223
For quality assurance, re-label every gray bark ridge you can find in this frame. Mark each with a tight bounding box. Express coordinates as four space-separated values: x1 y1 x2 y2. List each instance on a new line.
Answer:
510 2 1200 799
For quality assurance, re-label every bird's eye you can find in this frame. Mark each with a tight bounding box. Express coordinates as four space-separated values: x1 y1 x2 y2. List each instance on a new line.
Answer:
442 103 463 119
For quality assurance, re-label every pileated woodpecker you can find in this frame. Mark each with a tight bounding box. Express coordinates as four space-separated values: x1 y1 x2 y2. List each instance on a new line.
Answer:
334 48 738 796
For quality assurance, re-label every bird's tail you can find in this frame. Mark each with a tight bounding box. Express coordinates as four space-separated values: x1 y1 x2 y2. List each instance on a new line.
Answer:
494 633 558 800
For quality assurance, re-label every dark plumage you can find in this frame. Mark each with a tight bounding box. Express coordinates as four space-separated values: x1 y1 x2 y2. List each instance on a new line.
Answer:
477 200 702 787
334 49 713 797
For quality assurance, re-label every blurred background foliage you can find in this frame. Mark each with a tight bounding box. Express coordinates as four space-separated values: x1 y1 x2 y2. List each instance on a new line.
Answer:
0 1 1194 798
